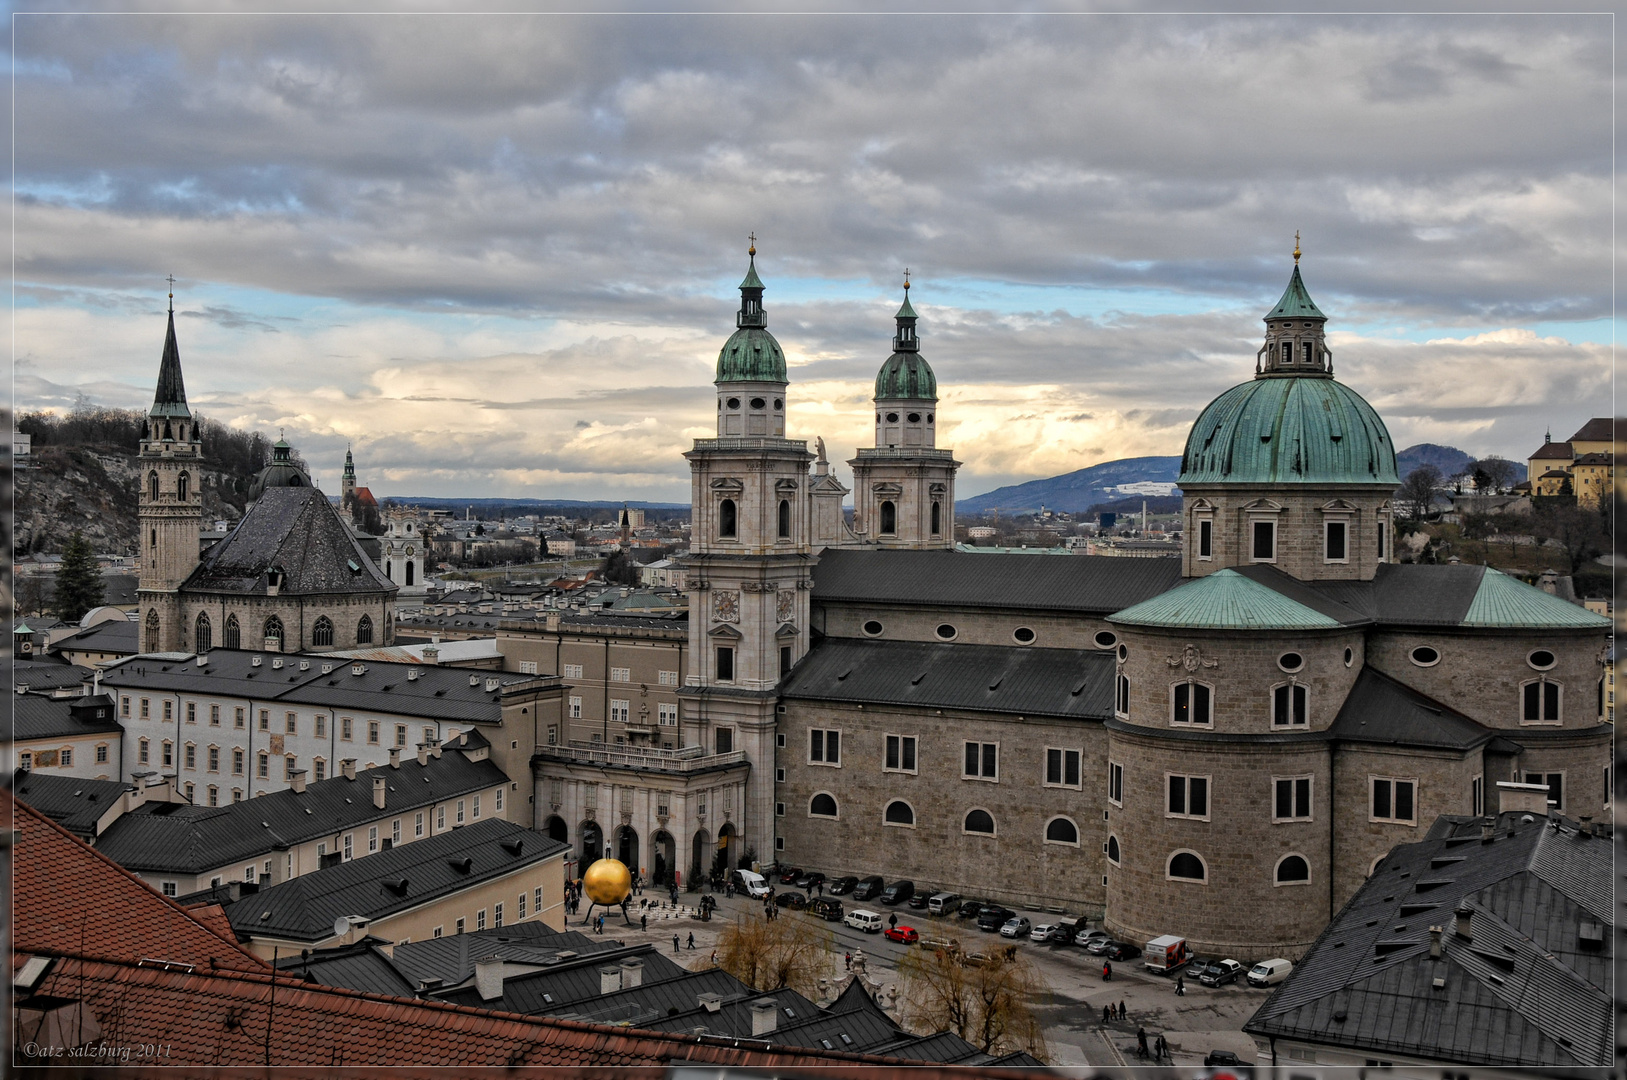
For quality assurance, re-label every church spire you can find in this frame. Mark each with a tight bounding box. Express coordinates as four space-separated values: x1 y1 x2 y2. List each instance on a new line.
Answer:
151 277 191 420
893 269 919 352
343 446 356 480
737 234 766 329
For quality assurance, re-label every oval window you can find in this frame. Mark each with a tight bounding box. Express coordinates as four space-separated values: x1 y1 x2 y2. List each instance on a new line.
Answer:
1410 646 1440 667
1527 650 1556 670
862 620 883 637
750 397 766 409
1013 627 1036 645
1343 647 1354 667
927 413 934 423
1117 643 1128 661
907 412 921 423
773 399 783 409
886 412 900 423
936 624 957 641
1278 652 1304 673
1095 631 1117 649
727 397 741 409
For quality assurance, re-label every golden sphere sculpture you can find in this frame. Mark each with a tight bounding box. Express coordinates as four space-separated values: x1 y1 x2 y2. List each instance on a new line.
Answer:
582 858 633 906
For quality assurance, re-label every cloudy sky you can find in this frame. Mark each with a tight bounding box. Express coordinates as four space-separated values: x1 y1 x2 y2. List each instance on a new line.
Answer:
14 9 1612 501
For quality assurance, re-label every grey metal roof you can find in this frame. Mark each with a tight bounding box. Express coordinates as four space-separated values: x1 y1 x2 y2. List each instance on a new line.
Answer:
1231 565 1373 626
12 694 123 741
95 747 509 874
811 548 1181 615
184 485 396 596
11 659 96 691
780 637 1114 721
1328 668 1496 751
225 818 567 942
52 620 139 655
12 770 132 838
1245 812 1611 1066
437 945 706 1014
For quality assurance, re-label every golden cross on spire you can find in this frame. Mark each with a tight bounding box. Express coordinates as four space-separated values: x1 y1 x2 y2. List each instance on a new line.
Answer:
1293 231 1301 264
748 232 756 257
167 274 176 312
903 267 911 290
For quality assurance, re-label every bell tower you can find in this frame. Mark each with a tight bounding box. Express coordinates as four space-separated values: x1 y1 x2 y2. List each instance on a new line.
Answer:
680 239 814 863
137 281 203 653
850 273 959 548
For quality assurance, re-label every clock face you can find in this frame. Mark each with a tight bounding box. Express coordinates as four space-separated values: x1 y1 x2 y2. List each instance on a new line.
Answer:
405 546 415 555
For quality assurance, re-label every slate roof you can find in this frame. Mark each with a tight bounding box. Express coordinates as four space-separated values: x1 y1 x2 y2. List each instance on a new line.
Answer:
149 307 191 419
11 658 95 691
284 923 619 995
1566 417 1620 443
12 770 133 838
51 618 139 655
780 637 1114 720
183 485 396 596
95 748 509 874
12 693 122 741
811 548 1182 615
1528 440 1573 460
1328 668 1501 752
1109 568 1344 630
1245 811 1611 1066
226 819 569 943
1262 564 1612 632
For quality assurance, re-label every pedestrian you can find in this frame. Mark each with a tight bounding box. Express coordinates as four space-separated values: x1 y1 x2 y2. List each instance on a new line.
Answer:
1102 1004 1111 1025
1103 961 1112 981
845 953 852 971
687 932 696 950
889 913 898 930
672 934 680 953
710 949 718 966
1136 1027 1148 1059
1157 1035 1169 1062
1118 1001 1126 1022
641 914 648 933
1176 976 1185 996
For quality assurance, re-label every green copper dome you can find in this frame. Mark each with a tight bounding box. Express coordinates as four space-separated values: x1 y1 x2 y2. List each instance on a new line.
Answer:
1266 264 1326 321
716 326 787 383
875 352 937 400
1179 375 1398 485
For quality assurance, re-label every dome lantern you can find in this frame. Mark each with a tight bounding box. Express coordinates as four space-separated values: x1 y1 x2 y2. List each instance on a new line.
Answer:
1258 237 1332 378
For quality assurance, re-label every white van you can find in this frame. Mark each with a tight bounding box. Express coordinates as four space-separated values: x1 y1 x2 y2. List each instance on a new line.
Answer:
733 869 770 899
1247 958 1293 987
845 909 884 933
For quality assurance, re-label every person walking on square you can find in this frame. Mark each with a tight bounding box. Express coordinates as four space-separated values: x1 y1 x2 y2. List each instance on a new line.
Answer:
1136 1027 1148 1059
672 934 680 953
1118 1001 1126 1022
687 932 696 950
641 913 648 933
1175 975 1185 996
1102 1004 1111 1025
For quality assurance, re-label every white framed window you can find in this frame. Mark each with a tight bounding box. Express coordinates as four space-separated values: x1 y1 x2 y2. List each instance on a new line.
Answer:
415 811 425 837
1170 681 1214 726
473 794 482 819
162 881 178 897
392 819 401 845
962 741 998 781
368 826 379 853
809 728 841 766
1044 816 1079 846
1166 773 1210 819
518 660 539 675
810 792 839 818
1105 834 1121 863
1274 853 1312 886
610 700 630 723
518 892 527 919
1324 519 1350 563
963 807 996 835
495 787 504 813
657 703 678 726
883 799 914 827
1471 775 1484 816
658 670 679 686
1045 747 1082 788
1166 850 1207 883
1521 678 1562 725
534 886 544 913
569 696 583 719
1273 776 1312 821
609 667 631 683
1250 519 1277 562
884 734 917 773
775 768 785 783
494 902 503 928
563 664 584 679
1108 760 1124 806
1196 515 1214 560
456 799 466 825
343 834 354 860
1370 776 1417 824
1115 673 1130 718
476 909 487 931
437 805 446 829
1271 682 1308 727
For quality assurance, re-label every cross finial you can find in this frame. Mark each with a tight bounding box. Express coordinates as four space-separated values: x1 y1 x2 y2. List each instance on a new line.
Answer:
748 232 756 257
1293 231 1301 264
166 274 176 312
903 267 911 291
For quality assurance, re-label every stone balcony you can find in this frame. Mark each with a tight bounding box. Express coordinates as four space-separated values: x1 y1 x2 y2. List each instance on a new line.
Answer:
535 740 746 774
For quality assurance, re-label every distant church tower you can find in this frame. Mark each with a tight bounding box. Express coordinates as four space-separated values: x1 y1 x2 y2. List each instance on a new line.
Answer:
849 274 959 548
137 283 203 653
341 446 357 503
679 240 813 872
382 512 427 595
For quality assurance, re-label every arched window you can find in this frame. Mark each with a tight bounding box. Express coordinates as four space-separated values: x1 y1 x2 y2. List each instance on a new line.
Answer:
224 615 241 650
1045 816 1079 845
1272 682 1308 726
884 800 915 826
405 560 414 586
718 499 737 539
356 614 374 644
144 609 161 652
177 472 190 501
1171 680 1213 725
1167 851 1207 881
879 500 897 535
963 808 995 835
777 499 791 539
148 472 160 501
931 501 941 536
312 616 334 648
1106 834 1121 864
194 612 212 653
263 615 284 651
1275 854 1311 885
1115 673 1130 716
809 793 838 818
385 561 392 580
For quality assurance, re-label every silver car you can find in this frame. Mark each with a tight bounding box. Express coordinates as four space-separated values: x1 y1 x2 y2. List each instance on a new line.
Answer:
999 916 1032 938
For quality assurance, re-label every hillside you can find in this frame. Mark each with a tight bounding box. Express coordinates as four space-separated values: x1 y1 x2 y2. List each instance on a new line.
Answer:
957 456 1182 515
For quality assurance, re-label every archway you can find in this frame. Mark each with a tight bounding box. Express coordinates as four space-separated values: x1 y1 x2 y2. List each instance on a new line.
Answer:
544 815 568 844
651 830 676 885
615 825 639 873
690 828 711 887
579 821 603 871
717 822 737 878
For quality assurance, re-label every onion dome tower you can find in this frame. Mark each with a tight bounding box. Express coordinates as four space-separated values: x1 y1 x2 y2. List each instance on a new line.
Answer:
714 240 788 437
850 272 959 548
1177 238 1399 581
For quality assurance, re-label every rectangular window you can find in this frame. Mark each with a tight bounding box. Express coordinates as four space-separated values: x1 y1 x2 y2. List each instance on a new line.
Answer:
1272 683 1308 726
1167 774 1210 819
284 756 297 781
963 741 998 780
809 729 841 765
1523 771 1563 810
776 802 785 816
257 753 269 779
658 703 678 726
473 794 482 819
1045 748 1082 788
285 712 297 735
715 727 734 754
368 825 379 853
476 909 487 931
1172 682 1213 725
343 834 353 860
1522 680 1562 724
610 700 630 723
518 892 527 919
609 667 631 683
563 664 584 679
1198 518 1213 559
1274 776 1312 821
1377 519 1387 559
1325 520 1348 562
433 926 443 939
1370 777 1417 824
259 709 269 731
1252 520 1276 561
208 746 220 772
415 811 425 837
138 740 149 764
210 704 220 726
780 646 793 677
494 902 503 928
1471 775 1484 816
518 660 539 675
314 758 326 781
164 700 173 721
97 744 109 764
162 742 174 767
162 881 178 897
535 887 544 914
186 702 196 724
495 787 504 813
569 697 583 718
884 735 917 773
368 721 380 745
658 670 679 686
437 805 446 829
207 788 218 807
1108 761 1124 805
185 744 197 770
715 647 735 681
341 716 353 740
232 748 243 775
140 698 150 719
315 714 326 738
234 707 245 729
455 799 466 825
122 696 131 717
64 749 75 767
395 724 407 747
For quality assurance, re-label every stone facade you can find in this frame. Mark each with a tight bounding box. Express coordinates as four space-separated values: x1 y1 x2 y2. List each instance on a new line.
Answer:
1181 486 1396 581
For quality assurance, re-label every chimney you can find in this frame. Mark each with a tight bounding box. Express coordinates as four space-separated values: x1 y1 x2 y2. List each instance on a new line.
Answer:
431 740 442 760
599 966 622 995
341 759 357 781
388 747 401 769
475 956 505 1002
416 743 430 766
750 999 778 1038
289 769 308 795
1480 817 1495 843
1495 780 1550 816
546 612 561 632
423 635 440 665
697 992 723 1013
373 775 387 809
618 958 644 989
1428 926 1442 959
1455 907 1473 941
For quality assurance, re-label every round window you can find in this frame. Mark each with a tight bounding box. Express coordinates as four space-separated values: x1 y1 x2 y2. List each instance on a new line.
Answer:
1013 627 1036 644
1344 647 1354 667
1527 650 1556 670
907 412 921 423
727 397 741 409
1278 652 1304 673
1116 643 1128 661
750 397 766 409
1410 646 1441 667
936 624 957 641
1094 631 1116 649
862 620 883 637
886 412 900 423
773 398 782 409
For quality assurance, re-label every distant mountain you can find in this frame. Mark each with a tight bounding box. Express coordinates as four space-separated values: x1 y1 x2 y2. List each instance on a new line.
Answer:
390 497 688 513
957 456 1183 515
1394 444 1524 483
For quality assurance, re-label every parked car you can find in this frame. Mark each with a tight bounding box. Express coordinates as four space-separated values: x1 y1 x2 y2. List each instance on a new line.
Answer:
975 906 1014 931
731 869 770 899
1085 936 1118 955
927 892 962 916
879 880 915 906
1198 958 1245 987
793 871 825 890
852 875 886 901
1103 941 1142 961
844 909 884 933
1246 958 1293 987
774 891 807 909
955 900 987 921
883 924 919 944
1032 923 1071 944
1203 1049 1251 1071
919 934 960 953
906 892 931 910
999 917 1032 938
807 897 844 921
777 866 802 884
1075 927 1111 948
828 875 859 896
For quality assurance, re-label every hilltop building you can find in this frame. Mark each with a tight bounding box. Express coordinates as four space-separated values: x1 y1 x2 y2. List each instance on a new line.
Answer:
1525 419 1618 506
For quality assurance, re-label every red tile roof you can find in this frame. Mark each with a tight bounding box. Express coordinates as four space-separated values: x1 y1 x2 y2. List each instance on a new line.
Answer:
1529 441 1574 460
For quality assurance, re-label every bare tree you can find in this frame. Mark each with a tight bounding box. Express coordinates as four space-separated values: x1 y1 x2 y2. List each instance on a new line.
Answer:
897 943 1049 1061
1475 455 1516 494
1530 501 1607 573
1396 464 1443 521
704 911 834 1001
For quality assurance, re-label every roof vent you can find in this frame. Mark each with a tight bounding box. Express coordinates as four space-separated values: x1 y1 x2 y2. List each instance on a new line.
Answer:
470 674 481 686
407 669 420 681
449 857 473 874
196 655 208 667
500 838 524 856
251 656 263 667
386 878 409 896
322 663 333 674
272 658 284 669
485 677 501 692
352 664 366 676
697 992 723 1013
298 660 310 671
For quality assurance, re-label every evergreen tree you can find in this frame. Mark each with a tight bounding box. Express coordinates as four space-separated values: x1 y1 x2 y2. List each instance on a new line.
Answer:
54 530 105 621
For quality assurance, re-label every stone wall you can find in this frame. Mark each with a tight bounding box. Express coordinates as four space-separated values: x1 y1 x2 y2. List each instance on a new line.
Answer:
1180 484 1395 582
816 601 1117 651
